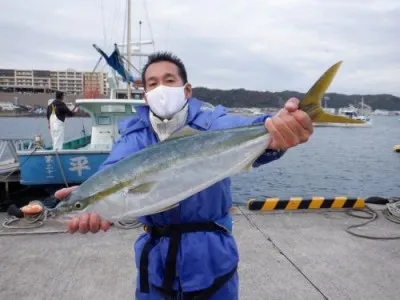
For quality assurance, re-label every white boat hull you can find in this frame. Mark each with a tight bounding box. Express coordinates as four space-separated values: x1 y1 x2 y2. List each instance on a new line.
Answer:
313 121 372 128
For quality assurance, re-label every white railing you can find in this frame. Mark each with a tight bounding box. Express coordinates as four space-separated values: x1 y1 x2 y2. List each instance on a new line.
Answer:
0 138 34 163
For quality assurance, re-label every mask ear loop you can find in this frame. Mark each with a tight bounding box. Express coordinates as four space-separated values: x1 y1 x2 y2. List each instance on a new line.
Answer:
182 83 189 100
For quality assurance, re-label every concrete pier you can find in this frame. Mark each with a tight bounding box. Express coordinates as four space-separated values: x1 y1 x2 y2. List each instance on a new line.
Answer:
0 206 399 300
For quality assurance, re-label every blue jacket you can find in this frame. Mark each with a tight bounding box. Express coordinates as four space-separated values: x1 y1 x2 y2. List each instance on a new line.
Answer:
99 98 285 292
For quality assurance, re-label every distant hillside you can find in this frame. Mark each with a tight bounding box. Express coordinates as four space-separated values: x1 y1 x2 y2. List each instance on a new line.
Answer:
1 88 399 111
192 87 400 110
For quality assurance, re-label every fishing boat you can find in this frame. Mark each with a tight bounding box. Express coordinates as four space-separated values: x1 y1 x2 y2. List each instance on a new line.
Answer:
313 96 372 128
17 93 145 186
314 112 372 128
314 97 372 128
339 105 371 122
337 97 372 126
12 0 154 189
394 145 400 153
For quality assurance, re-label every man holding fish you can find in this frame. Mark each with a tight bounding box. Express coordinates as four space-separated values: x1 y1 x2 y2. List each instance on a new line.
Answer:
55 52 314 299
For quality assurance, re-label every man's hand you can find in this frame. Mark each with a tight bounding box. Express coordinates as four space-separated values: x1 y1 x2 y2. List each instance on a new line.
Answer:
265 97 313 150
55 186 112 234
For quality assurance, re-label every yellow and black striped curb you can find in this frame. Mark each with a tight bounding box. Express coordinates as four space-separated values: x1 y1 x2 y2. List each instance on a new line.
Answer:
247 197 365 211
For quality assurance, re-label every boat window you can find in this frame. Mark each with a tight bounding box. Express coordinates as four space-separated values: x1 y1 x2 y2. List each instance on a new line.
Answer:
98 116 111 125
115 92 143 100
101 104 126 113
132 93 143 100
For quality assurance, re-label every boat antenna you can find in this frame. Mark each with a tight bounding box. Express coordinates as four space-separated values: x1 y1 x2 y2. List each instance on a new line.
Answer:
143 0 155 52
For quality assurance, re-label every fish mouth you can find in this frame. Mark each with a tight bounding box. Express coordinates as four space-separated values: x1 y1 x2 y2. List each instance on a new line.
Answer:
48 202 74 218
48 208 78 222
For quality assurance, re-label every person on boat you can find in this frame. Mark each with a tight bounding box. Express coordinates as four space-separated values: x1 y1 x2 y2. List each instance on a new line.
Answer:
54 52 313 299
46 91 78 150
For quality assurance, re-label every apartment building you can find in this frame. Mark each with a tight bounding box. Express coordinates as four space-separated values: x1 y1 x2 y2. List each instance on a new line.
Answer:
0 68 109 95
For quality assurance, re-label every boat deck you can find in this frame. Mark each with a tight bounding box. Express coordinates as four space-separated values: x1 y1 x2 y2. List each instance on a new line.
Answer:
0 159 19 173
0 206 399 300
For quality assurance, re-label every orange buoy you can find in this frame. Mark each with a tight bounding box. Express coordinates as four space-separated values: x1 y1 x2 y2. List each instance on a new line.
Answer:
20 202 43 216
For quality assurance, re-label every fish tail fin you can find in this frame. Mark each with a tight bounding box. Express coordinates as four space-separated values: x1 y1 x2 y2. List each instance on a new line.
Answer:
299 61 365 124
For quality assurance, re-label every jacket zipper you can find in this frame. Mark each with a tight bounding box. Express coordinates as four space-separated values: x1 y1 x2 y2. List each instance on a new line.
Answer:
151 128 183 299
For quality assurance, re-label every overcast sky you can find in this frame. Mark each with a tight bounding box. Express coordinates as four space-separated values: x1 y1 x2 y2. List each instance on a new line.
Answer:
0 0 399 96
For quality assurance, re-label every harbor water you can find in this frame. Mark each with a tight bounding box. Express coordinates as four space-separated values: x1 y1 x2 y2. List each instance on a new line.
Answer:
0 115 399 203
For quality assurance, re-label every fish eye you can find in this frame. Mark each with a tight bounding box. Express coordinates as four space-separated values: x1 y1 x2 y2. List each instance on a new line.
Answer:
74 202 82 209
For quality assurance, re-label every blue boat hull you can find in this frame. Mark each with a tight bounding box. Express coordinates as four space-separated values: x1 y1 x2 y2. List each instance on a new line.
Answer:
18 150 110 186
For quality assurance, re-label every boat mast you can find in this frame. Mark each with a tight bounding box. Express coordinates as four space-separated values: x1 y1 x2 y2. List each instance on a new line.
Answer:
117 0 155 92
139 20 142 72
126 0 131 99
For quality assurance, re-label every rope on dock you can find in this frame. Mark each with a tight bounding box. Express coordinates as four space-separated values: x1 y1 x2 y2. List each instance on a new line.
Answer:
113 219 143 229
246 195 400 240
0 200 142 235
0 201 67 236
345 197 400 240
2 201 47 229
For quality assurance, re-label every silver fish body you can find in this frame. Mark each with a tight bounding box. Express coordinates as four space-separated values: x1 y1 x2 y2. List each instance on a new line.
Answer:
54 124 269 222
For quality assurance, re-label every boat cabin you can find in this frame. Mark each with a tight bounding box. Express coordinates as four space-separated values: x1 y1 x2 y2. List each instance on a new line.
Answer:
75 98 145 151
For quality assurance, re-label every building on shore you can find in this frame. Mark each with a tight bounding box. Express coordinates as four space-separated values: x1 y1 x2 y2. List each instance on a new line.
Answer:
0 68 109 96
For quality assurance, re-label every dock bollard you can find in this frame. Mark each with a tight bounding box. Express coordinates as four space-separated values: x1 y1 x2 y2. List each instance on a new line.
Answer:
247 196 365 211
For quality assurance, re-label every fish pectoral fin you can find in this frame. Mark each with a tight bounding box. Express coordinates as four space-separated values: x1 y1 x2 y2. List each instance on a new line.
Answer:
128 181 157 195
155 203 180 213
241 155 262 173
241 160 254 173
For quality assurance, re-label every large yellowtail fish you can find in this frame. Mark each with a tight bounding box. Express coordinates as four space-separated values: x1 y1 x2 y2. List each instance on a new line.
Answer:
52 61 362 222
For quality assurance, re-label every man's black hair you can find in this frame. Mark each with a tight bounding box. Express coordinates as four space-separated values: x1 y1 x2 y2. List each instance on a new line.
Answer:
141 51 188 87
55 91 64 100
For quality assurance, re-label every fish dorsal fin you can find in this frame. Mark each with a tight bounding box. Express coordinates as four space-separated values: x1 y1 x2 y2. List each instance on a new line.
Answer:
166 126 201 141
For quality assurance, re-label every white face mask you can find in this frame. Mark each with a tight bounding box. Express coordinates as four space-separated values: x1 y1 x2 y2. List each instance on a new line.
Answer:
145 84 187 119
